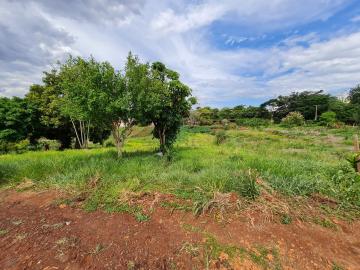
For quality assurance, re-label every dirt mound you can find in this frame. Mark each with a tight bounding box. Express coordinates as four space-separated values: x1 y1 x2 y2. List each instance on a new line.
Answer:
1 189 360 269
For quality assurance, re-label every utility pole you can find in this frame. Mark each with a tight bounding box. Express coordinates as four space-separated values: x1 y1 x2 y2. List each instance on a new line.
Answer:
314 105 318 121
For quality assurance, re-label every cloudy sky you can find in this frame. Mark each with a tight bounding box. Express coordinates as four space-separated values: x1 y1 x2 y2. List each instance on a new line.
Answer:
1 0 360 107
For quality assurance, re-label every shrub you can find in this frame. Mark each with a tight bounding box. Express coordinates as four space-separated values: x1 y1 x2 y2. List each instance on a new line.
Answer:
221 119 229 128
104 137 115 147
227 122 237 130
215 130 227 145
281 112 305 127
332 163 360 206
319 111 337 127
37 138 61 151
0 139 31 154
15 139 31 153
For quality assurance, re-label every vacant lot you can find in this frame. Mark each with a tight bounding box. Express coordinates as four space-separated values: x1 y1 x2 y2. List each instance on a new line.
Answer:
1 126 360 269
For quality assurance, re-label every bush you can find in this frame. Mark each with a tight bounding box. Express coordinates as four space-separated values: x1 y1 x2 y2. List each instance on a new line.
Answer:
332 163 360 206
281 112 305 127
0 139 31 154
215 130 227 145
235 118 271 127
221 119 229 128
15 139 31 153
319 111 337 127
38 138 61 151
104 137 115 147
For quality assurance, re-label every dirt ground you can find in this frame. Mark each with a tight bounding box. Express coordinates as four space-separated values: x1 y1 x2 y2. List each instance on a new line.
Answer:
0 189 360 270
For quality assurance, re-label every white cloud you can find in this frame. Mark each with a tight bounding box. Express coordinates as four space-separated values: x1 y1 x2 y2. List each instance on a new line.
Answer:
0 0 358 107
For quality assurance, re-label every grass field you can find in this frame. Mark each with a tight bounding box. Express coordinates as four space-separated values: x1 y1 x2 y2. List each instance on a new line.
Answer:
1 125 360 216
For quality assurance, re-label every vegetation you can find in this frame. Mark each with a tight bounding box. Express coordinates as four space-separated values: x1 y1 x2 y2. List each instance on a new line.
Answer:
189 89 360 127
1 51 360 223
0 53 194 155
281 112 305 127
1 126 360 216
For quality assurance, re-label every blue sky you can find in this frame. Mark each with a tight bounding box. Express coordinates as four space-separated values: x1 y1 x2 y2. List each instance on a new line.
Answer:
1 0 360 107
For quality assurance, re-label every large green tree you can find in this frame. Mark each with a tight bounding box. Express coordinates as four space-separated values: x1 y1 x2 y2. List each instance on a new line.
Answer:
0 97 33 143
106 53 151 157
26 69 73 148
60 56 114 148
143 62 195 154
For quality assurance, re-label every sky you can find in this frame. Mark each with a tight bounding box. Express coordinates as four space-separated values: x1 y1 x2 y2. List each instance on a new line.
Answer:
1 0 360 107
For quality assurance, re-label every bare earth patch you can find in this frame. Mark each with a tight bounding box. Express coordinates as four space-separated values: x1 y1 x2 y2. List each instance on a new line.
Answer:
0 189 360 269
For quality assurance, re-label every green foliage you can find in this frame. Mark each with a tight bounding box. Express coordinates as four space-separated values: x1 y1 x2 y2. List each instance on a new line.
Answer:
25 71 75 149
281 112 305 127
37 138 61 151
2 127 360 211
144 61 194 154
0 97 34 143
261 90 333 122
331 163 360 206
236 118 270 127
319 111 337 127
215 130 227 145
349 84 360 105
281 214 292 224
181 125 212 134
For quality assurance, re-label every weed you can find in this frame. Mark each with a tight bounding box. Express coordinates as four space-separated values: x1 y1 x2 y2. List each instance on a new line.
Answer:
160 201 192 212
11 219 23 226
0 229 8 236
214 130 227 145
90 243 105 255
180 242 200 257
15 233 27 241
248 246 282 269
127 261 136 270
134 212 150 222
281 214 292 225
313 217 337 230
332 262 345 270
181 223 202 233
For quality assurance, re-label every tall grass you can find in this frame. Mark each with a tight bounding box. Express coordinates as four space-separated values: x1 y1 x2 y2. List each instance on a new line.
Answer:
1 126 359 209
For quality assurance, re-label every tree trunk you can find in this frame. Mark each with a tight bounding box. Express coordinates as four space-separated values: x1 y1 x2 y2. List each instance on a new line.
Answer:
158 127 166 154
112 120 133 158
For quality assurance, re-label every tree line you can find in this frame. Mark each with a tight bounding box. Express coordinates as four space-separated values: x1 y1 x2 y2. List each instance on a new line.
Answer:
0 53 196 155
190 88 360 126
1 52 360 154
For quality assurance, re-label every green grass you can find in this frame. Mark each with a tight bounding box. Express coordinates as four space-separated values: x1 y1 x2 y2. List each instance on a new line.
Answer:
1 126 360 214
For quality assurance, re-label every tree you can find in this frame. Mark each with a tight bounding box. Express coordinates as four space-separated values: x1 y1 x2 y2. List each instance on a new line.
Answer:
107 53 151 157
60 56 115 149
261 90 332 122
349 85 360 105
0 97 33 143
25 69 73 149
144 62 195 154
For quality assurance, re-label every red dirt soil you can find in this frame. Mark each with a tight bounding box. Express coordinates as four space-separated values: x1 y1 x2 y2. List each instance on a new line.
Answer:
0 189 360 270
